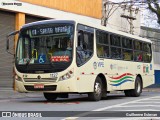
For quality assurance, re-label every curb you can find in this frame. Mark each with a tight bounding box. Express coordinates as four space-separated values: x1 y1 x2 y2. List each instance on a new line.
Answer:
143 88 160 92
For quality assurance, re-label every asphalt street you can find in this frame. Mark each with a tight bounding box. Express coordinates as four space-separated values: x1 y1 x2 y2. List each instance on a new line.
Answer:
0 89 160 119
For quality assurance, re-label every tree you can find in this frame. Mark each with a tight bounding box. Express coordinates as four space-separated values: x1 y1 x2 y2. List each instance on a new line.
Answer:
147 0 160 24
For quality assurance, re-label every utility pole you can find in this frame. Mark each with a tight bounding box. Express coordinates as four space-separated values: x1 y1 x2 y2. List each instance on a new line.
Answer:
121 0 136 34
102 0 119 27
102 1 110 26
130 0 134 34
103 2 107 26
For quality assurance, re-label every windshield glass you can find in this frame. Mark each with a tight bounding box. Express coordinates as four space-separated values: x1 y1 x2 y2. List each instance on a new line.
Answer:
16 23 74 73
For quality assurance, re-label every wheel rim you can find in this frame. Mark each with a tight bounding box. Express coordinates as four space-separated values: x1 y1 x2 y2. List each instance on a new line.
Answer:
137 81 141 93
95 82 101 96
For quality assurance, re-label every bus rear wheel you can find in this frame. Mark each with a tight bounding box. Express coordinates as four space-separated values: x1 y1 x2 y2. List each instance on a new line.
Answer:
124 76 142 97
88 77 102 101
43 93 58 101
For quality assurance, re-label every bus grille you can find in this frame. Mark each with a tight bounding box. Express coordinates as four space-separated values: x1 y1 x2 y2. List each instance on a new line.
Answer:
24 85 57 91
24 78 57 83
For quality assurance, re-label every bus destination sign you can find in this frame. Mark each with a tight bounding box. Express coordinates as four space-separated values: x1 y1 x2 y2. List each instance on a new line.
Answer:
31 26 70 36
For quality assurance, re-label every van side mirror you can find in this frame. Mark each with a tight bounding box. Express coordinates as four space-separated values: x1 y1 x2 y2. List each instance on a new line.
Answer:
6 30 19 55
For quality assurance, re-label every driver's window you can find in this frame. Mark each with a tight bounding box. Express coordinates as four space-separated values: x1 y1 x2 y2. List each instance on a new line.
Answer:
76 24 94 66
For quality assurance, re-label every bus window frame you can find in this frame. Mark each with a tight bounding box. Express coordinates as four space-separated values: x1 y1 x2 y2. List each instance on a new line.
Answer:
96 29 110 59
77 24 152 64
110 33 122 60
76 23 95 67
142 42 152 63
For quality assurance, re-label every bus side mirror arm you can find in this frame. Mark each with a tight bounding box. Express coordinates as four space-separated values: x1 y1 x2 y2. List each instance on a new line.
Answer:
6 30 19 55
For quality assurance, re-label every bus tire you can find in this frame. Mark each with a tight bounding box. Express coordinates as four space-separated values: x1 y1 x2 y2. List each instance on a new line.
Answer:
43 93 58 101
124 90 131 97
88 77 102 101
124 76 142 97
131 76 142 97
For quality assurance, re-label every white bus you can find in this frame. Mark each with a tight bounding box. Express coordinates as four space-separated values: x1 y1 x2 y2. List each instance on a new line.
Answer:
7 19 154 101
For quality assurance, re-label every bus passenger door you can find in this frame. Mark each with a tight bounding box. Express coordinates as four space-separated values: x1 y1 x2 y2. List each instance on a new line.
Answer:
75 24 95 92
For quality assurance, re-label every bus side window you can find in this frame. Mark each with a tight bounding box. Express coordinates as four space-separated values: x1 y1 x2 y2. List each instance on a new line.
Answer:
134 51 143 62
76 28 94 66
96 30 109 58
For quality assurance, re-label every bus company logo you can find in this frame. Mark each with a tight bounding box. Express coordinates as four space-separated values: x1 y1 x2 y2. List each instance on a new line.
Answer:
93 62 97 69
37 75 41 79
93 62 104 69
97 62 104 67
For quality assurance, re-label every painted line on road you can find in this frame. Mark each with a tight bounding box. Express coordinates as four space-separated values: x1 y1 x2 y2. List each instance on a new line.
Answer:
148 99 160 100
137 102 160 103
115 105 160 107
63 96 160 120
92 96 158 111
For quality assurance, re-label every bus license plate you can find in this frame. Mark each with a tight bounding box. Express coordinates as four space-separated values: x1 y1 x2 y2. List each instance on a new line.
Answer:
34 84 44 89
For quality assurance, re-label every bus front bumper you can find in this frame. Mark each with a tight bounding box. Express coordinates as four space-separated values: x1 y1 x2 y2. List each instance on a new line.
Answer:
15 77 77 93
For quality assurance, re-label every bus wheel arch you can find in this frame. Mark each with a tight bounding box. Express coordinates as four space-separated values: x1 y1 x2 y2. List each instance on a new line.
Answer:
97 73 107 97
88 74 107 101
137 74 143 89
124 74 143 97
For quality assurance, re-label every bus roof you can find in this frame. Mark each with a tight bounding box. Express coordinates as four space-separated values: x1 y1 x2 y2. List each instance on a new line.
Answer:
22 19 151 43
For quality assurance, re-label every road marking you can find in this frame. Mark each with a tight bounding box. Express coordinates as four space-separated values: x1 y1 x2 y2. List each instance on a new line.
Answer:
137 102 160 103
92 96 158 111
63 96 160 120
115 105 160 107
148 99 160 100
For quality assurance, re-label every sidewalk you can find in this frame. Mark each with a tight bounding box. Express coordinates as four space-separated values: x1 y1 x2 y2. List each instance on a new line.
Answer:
143 88 160 92
0 88 43 100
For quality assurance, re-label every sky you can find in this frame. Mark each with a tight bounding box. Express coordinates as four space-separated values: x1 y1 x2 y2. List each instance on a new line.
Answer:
109 0 160 29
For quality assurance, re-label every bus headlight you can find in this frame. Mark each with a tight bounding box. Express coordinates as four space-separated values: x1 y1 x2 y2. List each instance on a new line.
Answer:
59 69 74 81
15 75 22 81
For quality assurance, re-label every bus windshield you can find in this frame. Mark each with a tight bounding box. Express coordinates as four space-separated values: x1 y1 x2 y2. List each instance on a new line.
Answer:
16 23 74 73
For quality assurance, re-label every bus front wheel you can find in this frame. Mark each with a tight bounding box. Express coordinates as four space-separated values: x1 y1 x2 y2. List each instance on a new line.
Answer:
88 77 102 101
124 76 142 97
43 93 58 101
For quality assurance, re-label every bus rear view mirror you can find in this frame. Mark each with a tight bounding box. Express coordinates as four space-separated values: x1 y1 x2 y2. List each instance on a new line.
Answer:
6 30 19 55
8 30 19 37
